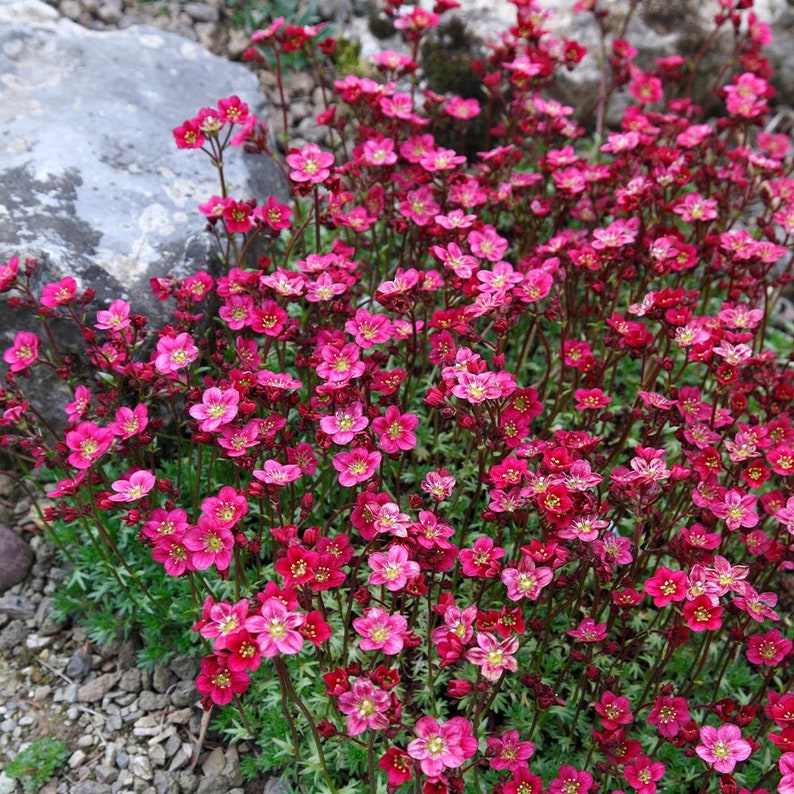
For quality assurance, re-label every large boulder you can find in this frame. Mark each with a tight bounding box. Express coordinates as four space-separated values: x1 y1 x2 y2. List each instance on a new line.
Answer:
0 0 280 322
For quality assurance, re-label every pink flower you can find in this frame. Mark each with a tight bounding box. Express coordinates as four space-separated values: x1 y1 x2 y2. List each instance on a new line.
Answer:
65 386 91 423
40 277 77 307
252 460 303 486
746 629 792 666
568 617 608 643
353 607 407 655
201 486 248 528
643 567 688 607
501 556 553 601
189 387 240 432
285 142 334 183
95 299 131 331
183 516 235 571
217 421 261 457
173 118 205 149
345 309 392 349
468 226 508 262
332 448 381 487
65 421 114 469
193 597 249 650
3 331 38 373
459 537 504 578
779 753 794 794
109 404 148 439
153 333 199 375
574 388 611 410
647 695 690 739
337 678 391 735
195 653 249 705
316 343 365 383
108 470 156 502
465 633 519 681
245 597 304 657
151 535 192 577
371 406 418 453
486 729 534 771
695 723 752 773
406 715 477 777
368 544 420 592
548 765 593 794
623 754 665 794
320 402 369 444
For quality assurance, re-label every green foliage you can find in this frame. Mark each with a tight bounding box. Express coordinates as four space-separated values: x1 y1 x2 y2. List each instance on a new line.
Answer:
4 737 70 791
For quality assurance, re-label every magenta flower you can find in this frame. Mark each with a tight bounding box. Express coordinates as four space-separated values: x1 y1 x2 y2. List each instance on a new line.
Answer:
746 629 792 666
195 652 249 706
345 308 392 348
486 729 534 772
465 633 519 681
548 765 593 794
371 406 418 453
245 597 305 658
65 421 114 469
459 536 504 579
153 332 199 375
183 516 235 572
285 142 334 183
188 387 240 432
406 715 477 778
643 566 688 607
623 754 665 794
108 470 156 502
567 617 608 643
352 607 407 655
368 545 420 592
65 385 91 423
109 404 148 439
332 448 381 487
40 276 77 307
695 723 752 773
3 331 39 373
316 343 365 383
647 695 690 739
337 678 391 736
201 486 248 528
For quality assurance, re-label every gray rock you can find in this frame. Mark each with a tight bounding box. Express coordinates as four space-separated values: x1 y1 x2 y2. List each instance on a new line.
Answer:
0 618 27 650
119 668 143 693
182 2 218 23
138 690 169 711
0 772 17 794
168 654 199 682
65 647 93 680
196 774 229 794
0 0 283 426
76 671 121 702
95 765 120 784
0 525 34 591
73 782 113 794
0 593 35 619
152 666 176 694
169 680 196 708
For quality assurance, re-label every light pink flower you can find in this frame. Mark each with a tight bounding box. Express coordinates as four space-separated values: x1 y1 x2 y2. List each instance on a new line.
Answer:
246 597 305 657
189 387 239 432
95 299 131 331
153 333 199 375
501 557 553 601
337 678 391 735
466 633 519 681
65 421 114 469
252 460 302 486
695 723 752 773
406 715 477 777
108 470 156 502
320 402 369 444
352 607 407 655
368 545 420 592
285 142 334 183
